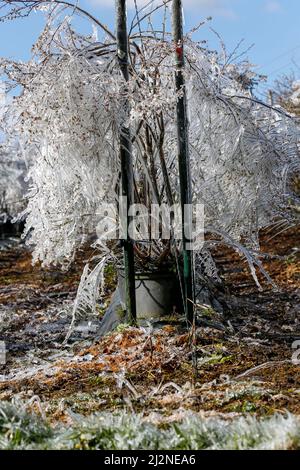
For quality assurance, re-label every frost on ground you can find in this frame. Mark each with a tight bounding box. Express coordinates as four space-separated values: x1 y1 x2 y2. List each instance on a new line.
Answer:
0 399 300 450
0 227 299 450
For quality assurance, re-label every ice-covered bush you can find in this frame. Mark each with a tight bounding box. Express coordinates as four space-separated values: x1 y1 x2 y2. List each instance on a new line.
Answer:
0 1 299 301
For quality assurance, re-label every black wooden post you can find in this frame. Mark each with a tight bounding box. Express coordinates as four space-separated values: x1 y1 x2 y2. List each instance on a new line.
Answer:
115 0 137 323
172 0 194 325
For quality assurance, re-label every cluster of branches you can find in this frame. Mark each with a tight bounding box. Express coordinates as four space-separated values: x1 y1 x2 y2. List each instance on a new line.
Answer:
271 73 300 116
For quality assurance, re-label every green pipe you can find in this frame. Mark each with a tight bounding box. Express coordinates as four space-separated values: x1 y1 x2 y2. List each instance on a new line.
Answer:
172 0 195 325
115 0 137 323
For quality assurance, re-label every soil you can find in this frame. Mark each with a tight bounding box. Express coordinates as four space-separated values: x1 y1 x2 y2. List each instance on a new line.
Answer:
0 226 299 423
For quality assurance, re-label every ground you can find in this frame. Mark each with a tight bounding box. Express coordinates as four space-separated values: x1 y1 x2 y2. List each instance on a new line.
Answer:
0 226 299 449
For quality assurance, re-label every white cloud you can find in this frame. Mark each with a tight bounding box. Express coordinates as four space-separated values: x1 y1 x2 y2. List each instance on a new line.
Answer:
89 0 237 19
185 0 237 18
264 1 282 13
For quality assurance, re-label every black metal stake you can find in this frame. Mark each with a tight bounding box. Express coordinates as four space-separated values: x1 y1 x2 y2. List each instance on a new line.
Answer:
115 0 137 323
172 0 194 325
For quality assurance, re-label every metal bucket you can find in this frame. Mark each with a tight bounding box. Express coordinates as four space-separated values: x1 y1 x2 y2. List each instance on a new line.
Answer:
118 270 179 320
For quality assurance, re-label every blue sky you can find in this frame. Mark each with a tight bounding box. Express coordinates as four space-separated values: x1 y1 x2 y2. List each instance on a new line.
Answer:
0 0 300 99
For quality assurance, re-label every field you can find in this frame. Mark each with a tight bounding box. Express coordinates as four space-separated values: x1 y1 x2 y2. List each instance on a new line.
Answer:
0 226 299 449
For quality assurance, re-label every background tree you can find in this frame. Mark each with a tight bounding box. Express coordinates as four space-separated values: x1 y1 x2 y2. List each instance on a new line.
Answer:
270 74 300 199
272 73 300 116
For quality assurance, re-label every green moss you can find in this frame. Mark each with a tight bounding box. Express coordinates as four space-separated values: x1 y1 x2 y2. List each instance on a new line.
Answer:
115 322 131 333
104 264 117 291
116 307 127 321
